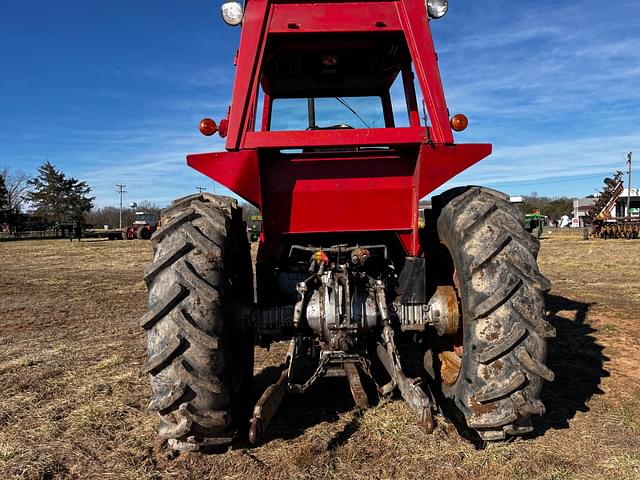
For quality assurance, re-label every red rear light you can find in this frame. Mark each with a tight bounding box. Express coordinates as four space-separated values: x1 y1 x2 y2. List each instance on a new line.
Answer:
218 119 229 138
450 114 469 132
199 118 218 136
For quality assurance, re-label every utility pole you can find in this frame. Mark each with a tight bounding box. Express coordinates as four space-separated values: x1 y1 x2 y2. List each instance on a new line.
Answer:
196 186 207 194
116 184 127 229
627 152 632 218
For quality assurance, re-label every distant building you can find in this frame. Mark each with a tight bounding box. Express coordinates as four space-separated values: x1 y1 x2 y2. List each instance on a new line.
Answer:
419 200 432 210
612 188 640 218
573 197 597 226
573 188 640 226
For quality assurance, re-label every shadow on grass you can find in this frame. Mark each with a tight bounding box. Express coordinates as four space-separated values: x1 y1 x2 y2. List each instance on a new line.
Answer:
245 293 608 447
531 293 609 436
248 364 359 446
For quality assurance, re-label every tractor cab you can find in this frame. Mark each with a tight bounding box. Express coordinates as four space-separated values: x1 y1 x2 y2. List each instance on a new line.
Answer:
259 32 419 134
133 212 158 228
188 0 492 259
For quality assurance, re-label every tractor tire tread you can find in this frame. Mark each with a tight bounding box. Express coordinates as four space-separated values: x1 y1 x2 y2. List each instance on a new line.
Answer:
173 309 220 349
474 369 527 403
151 209 194 243
140 284 186 330
175 261 221 303
148 381 187 413
476 323 527 364
144 243 193 286
143 335 183 374
435 186 554 441
142 193 252 452
471 273 522 320
515 345 555 382
471 234 513 273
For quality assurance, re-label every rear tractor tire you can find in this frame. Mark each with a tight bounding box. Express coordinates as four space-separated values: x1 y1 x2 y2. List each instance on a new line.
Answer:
137 226 152 240
431 187 555 441
141 193 254 452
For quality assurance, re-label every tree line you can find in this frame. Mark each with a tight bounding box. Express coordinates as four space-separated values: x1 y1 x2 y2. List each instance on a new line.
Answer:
85 201 162 230
521 193 573 222
2 160 575 234
0 161 160 234
0 161 95 233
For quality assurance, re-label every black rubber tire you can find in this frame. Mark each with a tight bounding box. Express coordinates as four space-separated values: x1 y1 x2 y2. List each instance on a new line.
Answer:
137 226 152 240
141 193 254 452
433 186 555 441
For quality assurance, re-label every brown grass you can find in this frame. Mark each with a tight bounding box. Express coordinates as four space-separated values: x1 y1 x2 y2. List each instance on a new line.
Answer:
1 232 639 479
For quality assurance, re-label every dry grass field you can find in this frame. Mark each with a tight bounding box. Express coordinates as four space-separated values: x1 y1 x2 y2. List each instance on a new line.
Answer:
1 230 639 479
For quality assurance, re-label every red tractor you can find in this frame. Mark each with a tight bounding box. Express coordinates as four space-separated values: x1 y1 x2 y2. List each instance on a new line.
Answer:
123 211 158 240
141 0 554 451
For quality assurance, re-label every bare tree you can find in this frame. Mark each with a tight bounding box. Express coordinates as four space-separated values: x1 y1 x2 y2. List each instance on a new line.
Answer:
240 202 260 222
0 173 8 225
522 193 573 224
85 206 134 229
134 200 162 216
85 200 163 229
1 166 30 215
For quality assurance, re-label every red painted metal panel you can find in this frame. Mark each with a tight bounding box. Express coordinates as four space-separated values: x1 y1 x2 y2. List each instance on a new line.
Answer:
245 126 426 149
189 0 493 260
401 66 421 127
225 0 454 150
188 143 491 255
416 143 492 198
187 150 262 208
269 3 401 32
397 231 416 256
225 0 269 150
258 152 417 250
271 186 414 232
395 0 453 143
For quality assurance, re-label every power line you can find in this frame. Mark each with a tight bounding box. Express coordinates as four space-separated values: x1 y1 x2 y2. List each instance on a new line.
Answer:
627 152 632 217
486 171 619 188
116 184 127 229
196 186 207 194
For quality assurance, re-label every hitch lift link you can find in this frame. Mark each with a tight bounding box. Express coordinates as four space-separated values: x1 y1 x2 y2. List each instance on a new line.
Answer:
247 281 437 444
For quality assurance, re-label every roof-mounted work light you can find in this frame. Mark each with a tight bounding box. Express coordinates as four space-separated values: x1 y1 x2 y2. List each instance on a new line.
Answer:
427 0 448 19
221 1 244 26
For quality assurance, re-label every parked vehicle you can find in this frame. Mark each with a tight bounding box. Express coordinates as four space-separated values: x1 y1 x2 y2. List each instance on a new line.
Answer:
123 211 158 240
524 210 543 238
247 214 262 242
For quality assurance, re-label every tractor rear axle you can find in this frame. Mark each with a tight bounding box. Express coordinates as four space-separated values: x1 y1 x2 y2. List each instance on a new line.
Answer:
241 245 461 443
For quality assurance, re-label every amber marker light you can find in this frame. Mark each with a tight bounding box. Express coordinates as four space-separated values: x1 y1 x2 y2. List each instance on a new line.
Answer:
199 118 218 136
450 113 469 132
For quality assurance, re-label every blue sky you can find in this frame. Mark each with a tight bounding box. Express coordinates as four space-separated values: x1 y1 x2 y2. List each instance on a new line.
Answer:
1 0 638 208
